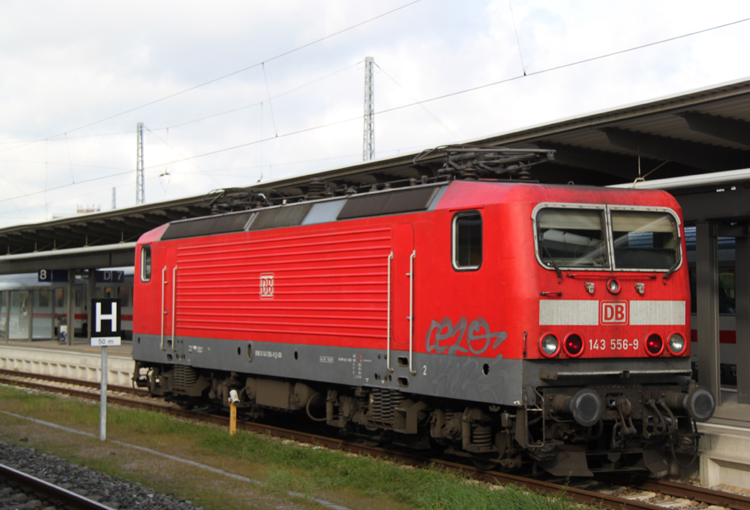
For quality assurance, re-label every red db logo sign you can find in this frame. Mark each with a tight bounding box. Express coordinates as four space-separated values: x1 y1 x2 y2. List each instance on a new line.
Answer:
601 302 627 324
260 273 274 299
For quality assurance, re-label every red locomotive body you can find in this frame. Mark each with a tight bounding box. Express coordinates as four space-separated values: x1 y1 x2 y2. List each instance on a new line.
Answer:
133 178 713 475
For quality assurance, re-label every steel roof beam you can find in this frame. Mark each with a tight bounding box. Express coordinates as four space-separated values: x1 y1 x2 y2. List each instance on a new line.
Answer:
601 128 750 171
65 223 119 244
124 214 165 229
155 209 193 222
22 227 80 244
2 231 37 251
537 142 640 179
679 112 750 147
107 217 158 235
0 243 136 275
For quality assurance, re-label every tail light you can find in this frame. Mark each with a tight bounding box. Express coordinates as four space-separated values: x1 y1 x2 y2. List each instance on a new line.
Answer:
645 333 664 356
667 333 686 355
539 333 560 358
563 333 584 358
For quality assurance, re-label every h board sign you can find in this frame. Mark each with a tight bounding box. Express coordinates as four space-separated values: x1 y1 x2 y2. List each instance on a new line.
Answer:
91 298 122 346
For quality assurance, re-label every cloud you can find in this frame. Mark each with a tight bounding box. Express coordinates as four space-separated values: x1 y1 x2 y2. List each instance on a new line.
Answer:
1 0 750 227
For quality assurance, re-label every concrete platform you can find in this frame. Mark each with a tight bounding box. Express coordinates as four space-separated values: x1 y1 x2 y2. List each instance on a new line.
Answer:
694 389 750 489
0 338 134 386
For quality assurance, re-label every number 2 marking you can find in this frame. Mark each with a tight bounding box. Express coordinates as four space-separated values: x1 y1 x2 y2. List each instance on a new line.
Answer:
423 365 427 376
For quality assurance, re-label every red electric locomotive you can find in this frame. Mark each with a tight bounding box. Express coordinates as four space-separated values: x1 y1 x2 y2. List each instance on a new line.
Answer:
132 148 714 476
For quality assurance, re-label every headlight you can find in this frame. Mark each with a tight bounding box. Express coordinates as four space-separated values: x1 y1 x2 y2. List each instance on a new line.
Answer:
668 333 686 355
607 278 620 294
539 333 560 357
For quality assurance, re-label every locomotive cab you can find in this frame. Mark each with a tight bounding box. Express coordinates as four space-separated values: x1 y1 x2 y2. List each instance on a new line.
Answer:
518 198 713 475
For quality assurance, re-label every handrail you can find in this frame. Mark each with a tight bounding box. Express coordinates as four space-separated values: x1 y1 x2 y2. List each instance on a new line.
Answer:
408 250 416 375
387 252 394 373
160 266 166 351
172 265 177 352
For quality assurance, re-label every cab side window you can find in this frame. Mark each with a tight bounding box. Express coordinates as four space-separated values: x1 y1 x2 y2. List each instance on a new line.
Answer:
141 246 152 282
453 211 482 270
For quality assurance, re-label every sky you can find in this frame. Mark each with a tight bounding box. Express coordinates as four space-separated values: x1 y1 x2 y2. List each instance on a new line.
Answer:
2 0 750 228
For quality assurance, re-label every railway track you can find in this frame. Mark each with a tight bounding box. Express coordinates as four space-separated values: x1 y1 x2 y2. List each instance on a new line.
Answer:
2 368 749 510
0 462 112 510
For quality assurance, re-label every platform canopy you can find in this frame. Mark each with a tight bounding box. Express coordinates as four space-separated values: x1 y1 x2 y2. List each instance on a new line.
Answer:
3 76 750 272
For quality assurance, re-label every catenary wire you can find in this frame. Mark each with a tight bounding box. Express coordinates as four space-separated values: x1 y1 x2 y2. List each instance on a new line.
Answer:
373 62 460 139
140 11 750 170
1 13 749 205
154 61 361 131
508 0 527 75
0 61 361 147
0 0 421 153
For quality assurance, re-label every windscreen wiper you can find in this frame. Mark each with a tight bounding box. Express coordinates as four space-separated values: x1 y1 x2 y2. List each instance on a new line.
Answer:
662 234 681 282
539 234 563 280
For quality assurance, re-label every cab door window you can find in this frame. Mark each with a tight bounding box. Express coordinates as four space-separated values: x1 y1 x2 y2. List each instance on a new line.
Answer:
453 211 482 270
141 245 152 282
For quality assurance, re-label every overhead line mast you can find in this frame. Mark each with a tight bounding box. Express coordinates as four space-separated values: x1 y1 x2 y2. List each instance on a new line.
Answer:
363 56 375 161
136 122 144 205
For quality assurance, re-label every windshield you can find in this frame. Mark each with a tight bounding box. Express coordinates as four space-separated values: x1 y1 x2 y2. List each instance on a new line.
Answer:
611 211 678 270
537 208 607 268
535 206 681 271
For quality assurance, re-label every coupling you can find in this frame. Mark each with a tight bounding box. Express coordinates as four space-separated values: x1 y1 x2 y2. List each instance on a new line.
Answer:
665 387 715 422
551 388 604 427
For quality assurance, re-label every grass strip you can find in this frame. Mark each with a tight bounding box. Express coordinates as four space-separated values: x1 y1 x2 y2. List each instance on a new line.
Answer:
0 385 584 510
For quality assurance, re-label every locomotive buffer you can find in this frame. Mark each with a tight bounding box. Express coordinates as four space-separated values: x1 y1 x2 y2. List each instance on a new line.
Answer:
91 298 121 441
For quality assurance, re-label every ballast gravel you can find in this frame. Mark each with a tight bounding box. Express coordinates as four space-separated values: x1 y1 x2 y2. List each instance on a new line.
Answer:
0 441 206 510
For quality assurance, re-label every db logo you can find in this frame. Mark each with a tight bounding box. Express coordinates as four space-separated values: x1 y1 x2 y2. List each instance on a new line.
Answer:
601 301 628 324
260 273 274 299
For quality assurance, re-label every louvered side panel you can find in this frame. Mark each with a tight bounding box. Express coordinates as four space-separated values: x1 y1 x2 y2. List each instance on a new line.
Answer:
173 226 392 346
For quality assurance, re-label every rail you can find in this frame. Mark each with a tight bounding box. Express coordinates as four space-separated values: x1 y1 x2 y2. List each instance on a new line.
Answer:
0 462 112 510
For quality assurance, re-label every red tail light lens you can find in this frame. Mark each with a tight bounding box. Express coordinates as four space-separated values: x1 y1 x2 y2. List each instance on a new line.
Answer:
645 333 664 356
563 333 584 357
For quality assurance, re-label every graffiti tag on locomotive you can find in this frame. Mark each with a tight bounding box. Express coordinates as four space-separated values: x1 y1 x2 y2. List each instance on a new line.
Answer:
424 317 507 356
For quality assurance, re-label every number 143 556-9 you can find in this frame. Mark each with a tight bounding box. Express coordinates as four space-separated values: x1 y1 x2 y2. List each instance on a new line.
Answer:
589 338 639 351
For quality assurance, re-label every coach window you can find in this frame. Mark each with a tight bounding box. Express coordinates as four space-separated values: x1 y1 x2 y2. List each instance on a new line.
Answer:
141 245 152 282
453 211 482 270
